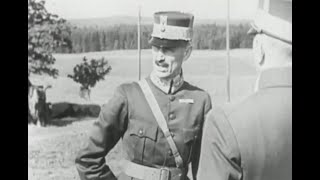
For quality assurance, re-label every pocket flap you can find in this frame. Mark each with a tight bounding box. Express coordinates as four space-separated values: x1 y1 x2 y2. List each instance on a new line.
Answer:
183 128 199 143
129 123 158 141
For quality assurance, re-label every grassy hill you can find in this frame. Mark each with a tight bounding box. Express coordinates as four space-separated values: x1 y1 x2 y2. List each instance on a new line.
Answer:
30 49 256 106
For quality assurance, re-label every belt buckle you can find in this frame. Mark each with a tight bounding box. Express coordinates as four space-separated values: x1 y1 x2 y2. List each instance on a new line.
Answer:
159 167 170 180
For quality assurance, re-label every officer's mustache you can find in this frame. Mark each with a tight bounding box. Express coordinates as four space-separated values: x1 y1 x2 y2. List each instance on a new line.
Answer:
155 60 169 68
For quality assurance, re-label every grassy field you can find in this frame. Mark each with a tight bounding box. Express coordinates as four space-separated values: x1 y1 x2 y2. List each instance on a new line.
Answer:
28 49 257 180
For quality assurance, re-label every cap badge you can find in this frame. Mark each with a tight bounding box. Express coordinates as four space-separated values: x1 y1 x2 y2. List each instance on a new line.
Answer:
160 15 167 32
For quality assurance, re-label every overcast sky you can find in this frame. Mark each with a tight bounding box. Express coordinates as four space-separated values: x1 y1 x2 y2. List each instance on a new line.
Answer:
46 0 258 20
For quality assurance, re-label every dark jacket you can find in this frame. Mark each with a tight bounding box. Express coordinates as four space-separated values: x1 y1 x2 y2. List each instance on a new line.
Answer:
75 76 212 180
197 67 292 180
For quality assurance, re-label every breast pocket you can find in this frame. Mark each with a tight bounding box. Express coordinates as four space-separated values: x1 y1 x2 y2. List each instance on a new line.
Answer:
127 120 158 162
183 128 200 163
129 124 158 140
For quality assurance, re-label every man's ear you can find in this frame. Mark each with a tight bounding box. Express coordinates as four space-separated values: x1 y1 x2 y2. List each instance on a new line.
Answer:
253 35 265 67
183 44 192 62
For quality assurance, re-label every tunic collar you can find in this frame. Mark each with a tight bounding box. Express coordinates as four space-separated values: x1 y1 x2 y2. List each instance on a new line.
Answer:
258 66 292 90
150 70 184 94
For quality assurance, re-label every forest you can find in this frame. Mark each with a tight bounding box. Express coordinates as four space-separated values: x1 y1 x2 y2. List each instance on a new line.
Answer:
57 23 254 53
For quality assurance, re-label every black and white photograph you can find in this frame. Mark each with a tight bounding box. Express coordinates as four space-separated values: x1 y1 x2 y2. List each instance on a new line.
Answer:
28 0 292 179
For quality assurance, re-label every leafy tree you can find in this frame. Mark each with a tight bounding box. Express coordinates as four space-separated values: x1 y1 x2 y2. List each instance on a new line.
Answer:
28 0 72 77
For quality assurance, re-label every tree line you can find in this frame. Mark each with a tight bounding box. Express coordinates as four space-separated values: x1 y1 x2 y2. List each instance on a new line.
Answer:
57 23 254 53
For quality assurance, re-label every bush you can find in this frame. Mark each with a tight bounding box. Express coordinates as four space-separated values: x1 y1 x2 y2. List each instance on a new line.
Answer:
68 56 112 95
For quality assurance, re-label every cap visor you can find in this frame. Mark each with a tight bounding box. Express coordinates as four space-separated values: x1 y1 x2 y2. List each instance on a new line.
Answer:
149 37 188 48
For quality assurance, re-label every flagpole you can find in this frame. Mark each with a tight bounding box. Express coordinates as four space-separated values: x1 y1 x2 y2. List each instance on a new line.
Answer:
137 6 141 80
226 0 231 102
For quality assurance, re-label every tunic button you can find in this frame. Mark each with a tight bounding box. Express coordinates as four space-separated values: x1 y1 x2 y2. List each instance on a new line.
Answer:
171 132 175 137
138 129 143 136
169 113 176 120
169 96 175 101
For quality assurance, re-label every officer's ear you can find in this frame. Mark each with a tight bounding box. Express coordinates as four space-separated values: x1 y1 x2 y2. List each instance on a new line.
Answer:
253 35 265 67
183 43 192 62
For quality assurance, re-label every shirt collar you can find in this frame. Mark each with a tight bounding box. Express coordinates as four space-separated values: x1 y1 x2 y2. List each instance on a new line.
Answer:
150 70 184 94
258 66 292 90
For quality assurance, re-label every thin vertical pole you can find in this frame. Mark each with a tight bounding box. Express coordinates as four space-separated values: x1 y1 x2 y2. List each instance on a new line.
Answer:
137 6 141 80
226 0 231 102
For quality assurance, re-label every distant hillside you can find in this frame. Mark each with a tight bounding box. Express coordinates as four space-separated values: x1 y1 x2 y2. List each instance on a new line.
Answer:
68 16 250 27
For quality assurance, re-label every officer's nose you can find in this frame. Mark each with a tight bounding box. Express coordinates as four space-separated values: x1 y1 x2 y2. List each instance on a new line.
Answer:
156 49 165 63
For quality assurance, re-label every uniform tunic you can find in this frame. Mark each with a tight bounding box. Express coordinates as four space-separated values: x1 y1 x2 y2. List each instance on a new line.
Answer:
75 76 212 180
197 67 292 180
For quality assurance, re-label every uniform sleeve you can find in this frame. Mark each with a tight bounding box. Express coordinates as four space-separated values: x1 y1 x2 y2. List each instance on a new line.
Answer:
204 93 212 115
197 108 242 180
75 85 128 180
191 92 213 180
191 125 202 180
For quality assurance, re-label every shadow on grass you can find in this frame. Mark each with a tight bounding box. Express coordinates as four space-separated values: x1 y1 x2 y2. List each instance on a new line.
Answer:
46 102 101 127
47 117 78 127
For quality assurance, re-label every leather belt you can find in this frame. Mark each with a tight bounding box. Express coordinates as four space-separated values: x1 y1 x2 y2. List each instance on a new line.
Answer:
121 160 185 180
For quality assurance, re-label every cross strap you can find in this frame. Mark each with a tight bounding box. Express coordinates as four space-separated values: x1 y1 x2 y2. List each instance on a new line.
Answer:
138 79 184 168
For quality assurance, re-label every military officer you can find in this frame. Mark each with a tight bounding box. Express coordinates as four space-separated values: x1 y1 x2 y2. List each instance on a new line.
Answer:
197 0 292 180
75 11 212 180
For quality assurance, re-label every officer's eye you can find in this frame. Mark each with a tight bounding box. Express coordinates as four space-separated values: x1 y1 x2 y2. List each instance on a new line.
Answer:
152 46 175 53
162 47 174 53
